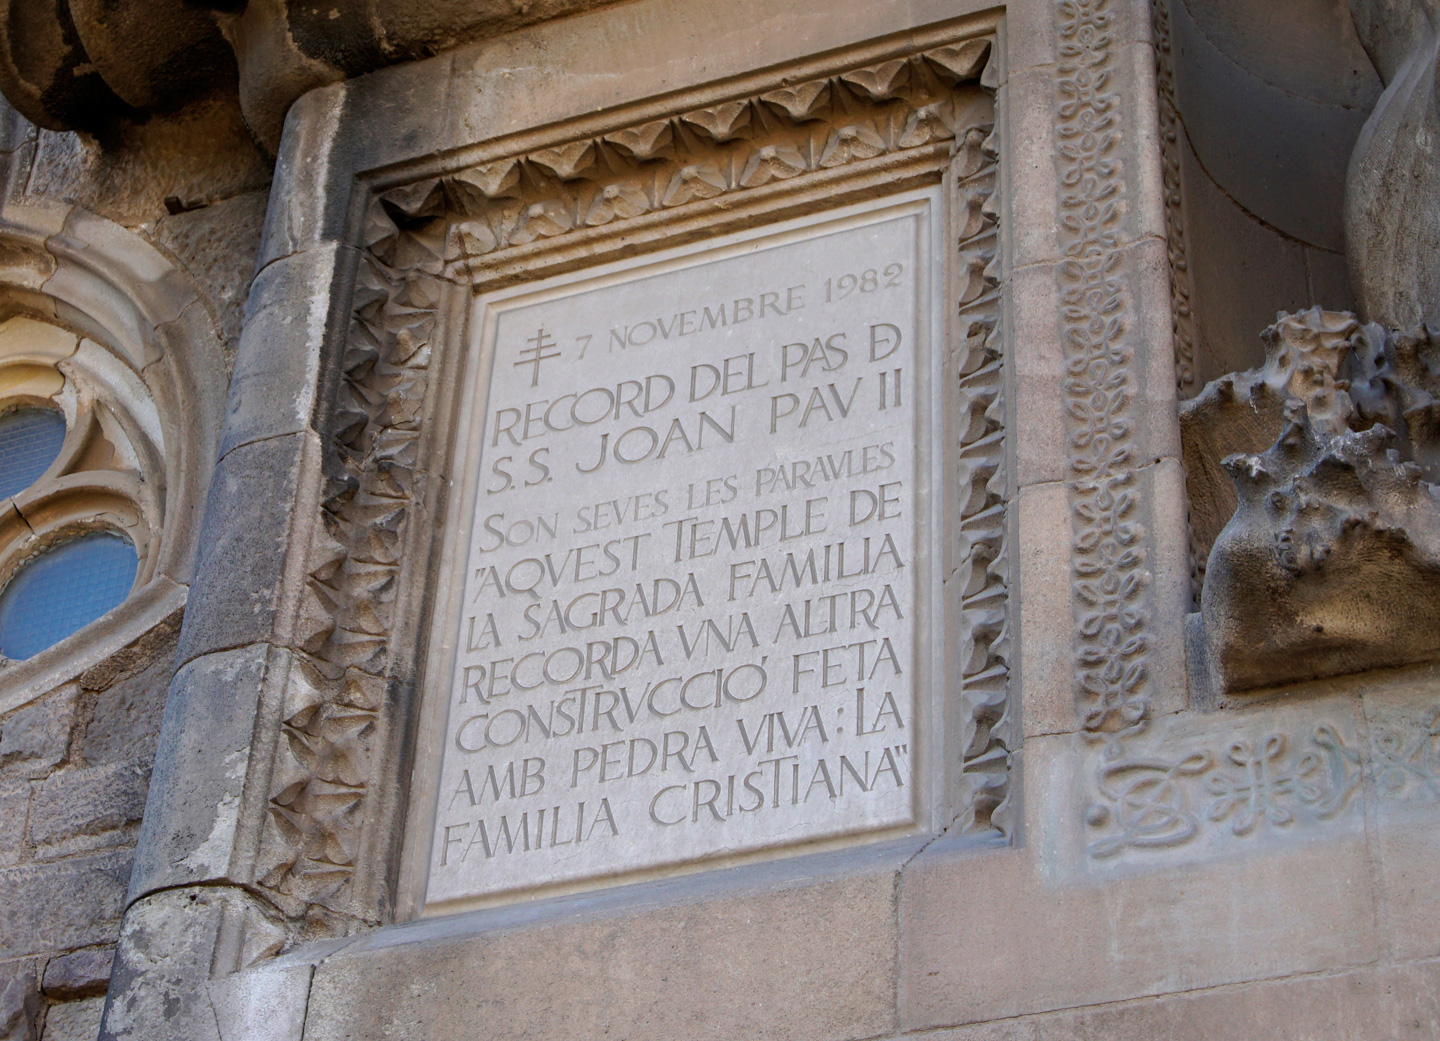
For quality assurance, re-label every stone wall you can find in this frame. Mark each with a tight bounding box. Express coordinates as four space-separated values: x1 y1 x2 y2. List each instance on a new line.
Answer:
0 92 265 1041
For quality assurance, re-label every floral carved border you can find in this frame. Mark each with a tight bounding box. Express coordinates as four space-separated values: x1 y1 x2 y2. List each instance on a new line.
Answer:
1054 0 1156 734
254 28 1013 928
1152 0 1197 398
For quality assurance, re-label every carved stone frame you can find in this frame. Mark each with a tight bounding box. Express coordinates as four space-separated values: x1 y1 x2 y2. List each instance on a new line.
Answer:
116 19 1014 1004
298 17 1013 929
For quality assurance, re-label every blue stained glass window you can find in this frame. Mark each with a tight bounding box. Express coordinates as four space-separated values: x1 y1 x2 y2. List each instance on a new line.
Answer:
0 407 65 500
0 532 138 660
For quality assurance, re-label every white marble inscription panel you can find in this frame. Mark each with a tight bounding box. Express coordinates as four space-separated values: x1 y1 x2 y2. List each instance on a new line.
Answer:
424 194 940 908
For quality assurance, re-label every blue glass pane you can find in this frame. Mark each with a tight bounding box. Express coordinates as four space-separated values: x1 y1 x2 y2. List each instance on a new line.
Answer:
0 532 138 660
0 407 65 499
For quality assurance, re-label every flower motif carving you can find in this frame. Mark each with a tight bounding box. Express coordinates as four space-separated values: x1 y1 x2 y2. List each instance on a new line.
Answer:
1151 0 1197 396
1054 0 1154 734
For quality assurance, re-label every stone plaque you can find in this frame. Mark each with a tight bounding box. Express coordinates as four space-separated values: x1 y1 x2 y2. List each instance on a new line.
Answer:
422 193 942 908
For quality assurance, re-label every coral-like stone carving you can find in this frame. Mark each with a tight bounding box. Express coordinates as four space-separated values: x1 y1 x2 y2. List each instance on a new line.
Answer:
1185 308 1440 694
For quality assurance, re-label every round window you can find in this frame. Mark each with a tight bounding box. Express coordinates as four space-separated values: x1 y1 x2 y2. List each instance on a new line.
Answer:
0 531 139 659
0 406 65 499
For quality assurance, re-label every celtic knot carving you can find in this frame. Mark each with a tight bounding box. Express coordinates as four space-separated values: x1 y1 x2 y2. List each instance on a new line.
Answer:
1055 0 1154 733
1371 707 1440 802
1086 720 1363 858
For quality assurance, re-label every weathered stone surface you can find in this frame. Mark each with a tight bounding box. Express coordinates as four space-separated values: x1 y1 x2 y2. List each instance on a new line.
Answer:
885 956 1440 1040
220 245 352 458
1001 39 1168 274
1181 0 1380 107
175 431 316 666
79 637 176 768
899 724 1378 1029
1344 0 1440 328
42 948 114 1000
1179 133 1316 384
128 646 281 896
0 692 75 784
1169 0 1374 252
152 189 269 355
1010 237 1181 490
0 851 131 960
205 961 311 1041
24 94 269 230
0 786 26 868
99 886 287 1041
1357 666 1440 962
0 960 39 1041
30 760 149 860
41 997 106 1041
306 845 903 1041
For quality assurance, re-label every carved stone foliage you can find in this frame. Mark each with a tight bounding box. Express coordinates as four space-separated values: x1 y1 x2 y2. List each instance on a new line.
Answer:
1054 0 1155 734
373 38 994 286
1184 308 1440 694
949 125 1014 838
256 33 1009 925
255 250 441 926
1151 0 1197 398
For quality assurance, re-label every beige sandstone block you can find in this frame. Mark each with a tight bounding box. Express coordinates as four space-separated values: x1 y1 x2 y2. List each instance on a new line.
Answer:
1008 259 1069 488
306 847 905 1041
1360 666 1440 962
1001 46 1168 274
900 723 1379 1029
1014 480 1075 737
440 0 1000 162
880 956 1440 1040
1016 459 1190 738
1010 238 1181 490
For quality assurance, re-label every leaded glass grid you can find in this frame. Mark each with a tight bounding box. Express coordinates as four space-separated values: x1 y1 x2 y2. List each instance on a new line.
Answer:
0 532 139 659
0 407 65 500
